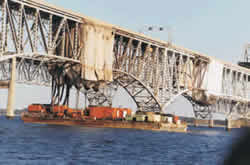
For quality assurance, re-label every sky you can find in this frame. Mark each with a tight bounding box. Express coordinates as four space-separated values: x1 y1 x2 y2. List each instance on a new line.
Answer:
46 0 250 63
2 0 249 118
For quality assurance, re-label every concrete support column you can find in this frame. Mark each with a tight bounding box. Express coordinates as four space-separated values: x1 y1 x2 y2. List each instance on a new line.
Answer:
6 57 16 119
209 119 214 128
226 118 232 131
194 119 199 127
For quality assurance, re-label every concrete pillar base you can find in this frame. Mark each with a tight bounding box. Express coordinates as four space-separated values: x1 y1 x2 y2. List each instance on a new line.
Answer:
6 57 16 119
194 119 199 127
6 116 14 120
225 118 232 131
209 119 214 128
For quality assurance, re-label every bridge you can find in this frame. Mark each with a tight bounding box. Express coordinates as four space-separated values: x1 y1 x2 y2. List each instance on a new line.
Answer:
0 0 249 122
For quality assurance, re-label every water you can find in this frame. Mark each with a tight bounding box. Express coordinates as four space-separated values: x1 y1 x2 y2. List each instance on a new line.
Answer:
0 117 244 165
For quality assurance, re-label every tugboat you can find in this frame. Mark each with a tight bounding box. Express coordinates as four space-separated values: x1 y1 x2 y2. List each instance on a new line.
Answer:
21 104 187 132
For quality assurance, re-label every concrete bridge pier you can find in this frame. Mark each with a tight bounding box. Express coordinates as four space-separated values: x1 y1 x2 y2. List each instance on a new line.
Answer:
6 57 16 119
209 119 214 128
194 119 199 127
225 118 232 131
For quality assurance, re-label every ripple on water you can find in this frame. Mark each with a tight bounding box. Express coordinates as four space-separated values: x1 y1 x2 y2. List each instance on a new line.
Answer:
0 117 244 165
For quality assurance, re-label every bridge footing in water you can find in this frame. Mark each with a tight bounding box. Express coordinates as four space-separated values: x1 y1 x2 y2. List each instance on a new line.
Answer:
6 57 16 119
188 118 242 131
209 119 214 128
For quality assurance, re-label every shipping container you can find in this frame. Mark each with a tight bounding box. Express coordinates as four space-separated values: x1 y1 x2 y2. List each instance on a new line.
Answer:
67 108 74 114
146 114 161 122
66 108 83 118
57 113 64 117
153 115 161 122
125 116 133 121
176 120 181 125
173 116 179 124
52 105 68 113
122 108 132 117
87 107 132 120
135 115 146 122
167 117 173 123
72 112 81 118
88 107 113 120
28 104 45 113
116 108 132 119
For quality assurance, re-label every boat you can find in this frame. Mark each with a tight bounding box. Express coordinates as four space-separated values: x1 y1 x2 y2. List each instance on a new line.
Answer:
21 104 187 132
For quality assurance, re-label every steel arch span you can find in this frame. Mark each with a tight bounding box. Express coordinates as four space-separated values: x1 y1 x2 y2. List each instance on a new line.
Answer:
2 0 250 119
86 70 162 112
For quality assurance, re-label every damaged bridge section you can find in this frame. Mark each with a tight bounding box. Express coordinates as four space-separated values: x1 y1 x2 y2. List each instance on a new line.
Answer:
1 0 250 120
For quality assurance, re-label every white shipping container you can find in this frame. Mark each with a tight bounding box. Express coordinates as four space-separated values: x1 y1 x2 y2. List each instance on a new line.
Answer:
176 120 181 125
153 115 161 122
136 115 146 122
167 117 173 123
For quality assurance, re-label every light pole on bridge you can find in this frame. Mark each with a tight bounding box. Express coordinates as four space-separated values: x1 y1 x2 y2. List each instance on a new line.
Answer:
139 25 173 44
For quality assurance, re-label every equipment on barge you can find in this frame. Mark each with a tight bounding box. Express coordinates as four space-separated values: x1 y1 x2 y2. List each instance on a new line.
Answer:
22 104 187 132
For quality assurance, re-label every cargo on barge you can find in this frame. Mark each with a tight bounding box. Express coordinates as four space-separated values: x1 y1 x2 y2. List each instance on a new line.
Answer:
21 104 187 132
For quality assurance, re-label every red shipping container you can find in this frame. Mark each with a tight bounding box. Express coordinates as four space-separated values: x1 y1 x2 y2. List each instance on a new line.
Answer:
173 116 179 124
28 104 45 113
57 113 64 117
53 105 67 113
88 107 116 120
87 107 133 120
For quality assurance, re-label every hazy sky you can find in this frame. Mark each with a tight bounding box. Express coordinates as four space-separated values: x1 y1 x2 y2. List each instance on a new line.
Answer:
47 0 250 63
2 0 248 118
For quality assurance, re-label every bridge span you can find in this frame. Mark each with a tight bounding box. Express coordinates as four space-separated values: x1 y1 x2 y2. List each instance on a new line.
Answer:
0 0 249 120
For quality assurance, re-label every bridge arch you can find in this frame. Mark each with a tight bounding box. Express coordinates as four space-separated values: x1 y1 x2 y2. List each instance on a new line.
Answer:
86 70 162 112
161 89 190 111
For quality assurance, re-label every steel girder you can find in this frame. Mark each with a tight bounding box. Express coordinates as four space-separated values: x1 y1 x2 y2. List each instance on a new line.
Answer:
0 0 80 59
0 55 51 86
2 0 250 117
85 81 119 107
112 33 209 112
184 93 250 119
112 70 161 112
0 54 81 86
85 70 162 112
183 94 212 119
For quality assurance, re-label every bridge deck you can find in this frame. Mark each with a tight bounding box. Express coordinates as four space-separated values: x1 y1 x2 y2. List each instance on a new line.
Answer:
15 0 250 74
1 0 250 118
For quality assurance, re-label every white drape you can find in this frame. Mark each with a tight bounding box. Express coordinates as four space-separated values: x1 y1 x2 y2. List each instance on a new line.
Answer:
202 59 223 95
80 21 114 81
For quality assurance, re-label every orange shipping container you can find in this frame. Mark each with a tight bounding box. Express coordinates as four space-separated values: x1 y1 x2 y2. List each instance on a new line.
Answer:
72 113 78 118
173 116 179 124
53 105 68 113
88 107 115 120
67 108 74 114
28 104 44 113
88 107 132 120
57 113 64 117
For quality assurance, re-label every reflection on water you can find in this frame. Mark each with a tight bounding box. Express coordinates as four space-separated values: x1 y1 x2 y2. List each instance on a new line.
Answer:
0 117 245 165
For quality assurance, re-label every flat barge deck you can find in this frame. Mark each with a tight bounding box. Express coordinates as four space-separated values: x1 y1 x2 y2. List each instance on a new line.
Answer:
21 115 187 133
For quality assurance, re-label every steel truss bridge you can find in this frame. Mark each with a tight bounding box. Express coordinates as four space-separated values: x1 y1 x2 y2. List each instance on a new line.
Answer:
0 0 250 120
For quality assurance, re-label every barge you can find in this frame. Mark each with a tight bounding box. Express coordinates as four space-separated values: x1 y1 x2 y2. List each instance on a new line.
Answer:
21 104 187 132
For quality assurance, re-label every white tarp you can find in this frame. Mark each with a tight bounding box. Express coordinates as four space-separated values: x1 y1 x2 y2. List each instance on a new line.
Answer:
201 59 223 95
80 20 114 81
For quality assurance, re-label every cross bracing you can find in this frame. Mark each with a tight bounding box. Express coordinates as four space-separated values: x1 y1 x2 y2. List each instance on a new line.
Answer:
1 0 250 119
